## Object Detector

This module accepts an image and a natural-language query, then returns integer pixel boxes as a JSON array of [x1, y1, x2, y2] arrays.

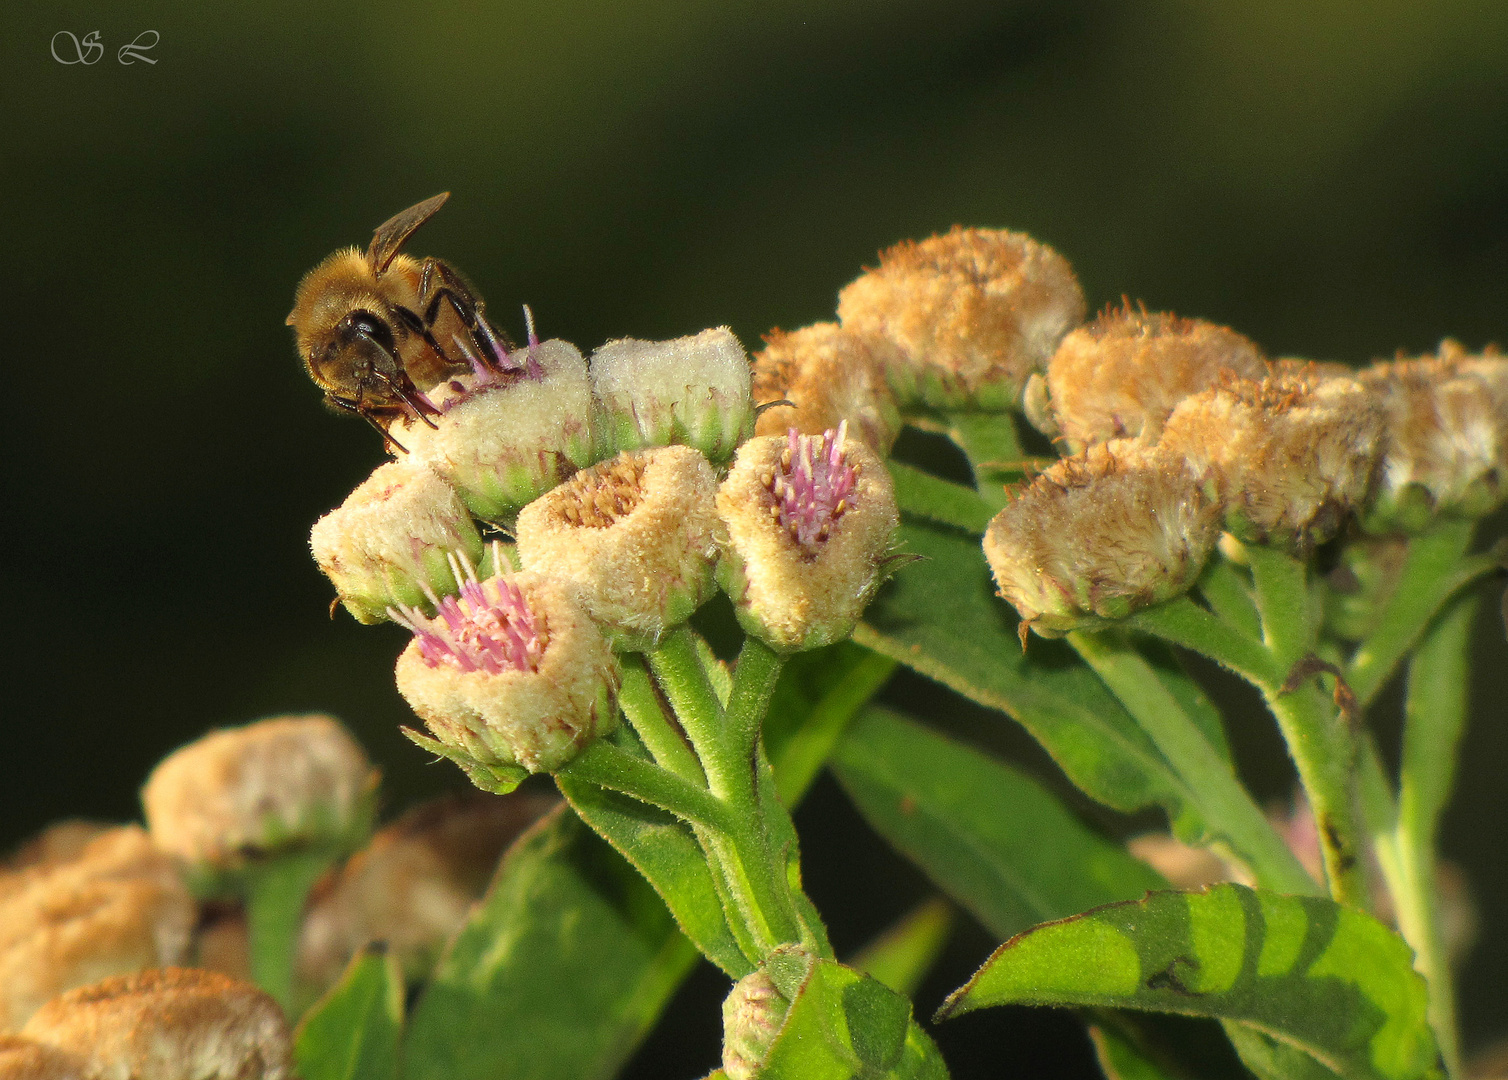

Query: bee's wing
[[367, 192, 450, 274]]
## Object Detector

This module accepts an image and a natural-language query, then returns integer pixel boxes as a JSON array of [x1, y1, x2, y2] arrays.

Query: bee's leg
[[326, 393, 409, 454], [392, 303, 461, 370], [419, 259, 515, 372]]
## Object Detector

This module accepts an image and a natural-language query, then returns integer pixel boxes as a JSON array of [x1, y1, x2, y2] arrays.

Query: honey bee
[[287, 192, 516, 447]]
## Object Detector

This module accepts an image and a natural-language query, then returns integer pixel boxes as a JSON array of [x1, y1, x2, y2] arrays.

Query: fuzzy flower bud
[[20, 969, 292, 1080], [716, 424, 898, 652], [515, 447, 721, 649], [1032, 306, 1269, 451], [298, 790, 555, 988], [751, 323, 901, 454], [983, 440, 1222, 637], [836, 227, 1086, 410], [142, 715, 378, 881], [0, 828, 194, 1033], [394, 338, 593, 522], [589, 327, 754, 464], [721, 966, 794, 1080], [1160, 372, 1384, 551], [1359, 343, 1508, 533], [0, 1034, 86, 1078], [393, 562, 619, 775], [310, 459, 484, 624]]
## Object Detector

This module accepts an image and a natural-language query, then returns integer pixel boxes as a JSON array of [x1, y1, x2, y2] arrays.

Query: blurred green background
[[4, 1, 1506, 1075]]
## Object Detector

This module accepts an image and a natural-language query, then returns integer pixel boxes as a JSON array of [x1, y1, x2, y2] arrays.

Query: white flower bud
[[589, 327, 754, 464], [515, 447, 721, 649], [722, 966, 793, 1080], [141, 715, 378, 878], [752, 323, 901, 454], [716, 425, 899, 652], [20, 969, 292, 1080], [0, 1034, 86, 1078], [395, 339, 594, 521], [983, 440, 1222, 637], [310, 459, 484, 624], [393, 563, 619, 775], [837, 227, 1086, 410]]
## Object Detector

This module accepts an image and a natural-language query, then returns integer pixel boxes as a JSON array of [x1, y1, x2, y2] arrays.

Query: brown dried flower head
[[2, 823, 112, 880], [836, 227, 1086, 410], [1359, 341, 1508, 532], [0, 1034, 87, 1080], [21, 969, 291, 1080], [298, 790, 555, 988], [394, 338, 594, 522], [983, 440, 1222, 637], [515, 446, 722, 649], [1033, 305, 1269, 451], [393, 563, 619, 775], [142, 715, 379, 878], [1160, 371, 1384, 551], [751, 323, 901, 454], [310, 458, 484, 624], [716, 425, 899, 652], [0, 828, 194, 1034]]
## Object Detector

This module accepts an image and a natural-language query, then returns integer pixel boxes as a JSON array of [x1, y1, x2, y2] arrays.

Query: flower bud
[[751, 323, 901, 454], [716, 425, 899, 652], [0, 1034, 86, 1079], [983, 440, 1222, 637], [394, 339, 594, 522], [515, 447, 721, 649], [1359, 343, 1508, 532], [589, 327, 754, 464], [722, 966, 793, 1080], [0, 828, 194, 1033], [310, 459, 484, 624], [21, 969, 292, 1080], [3, 821, 110, 878], [1159, 372, 1384, 551], [393, 562, 619, 775], [836, 227, 1086, 410], [297, 790, 555, 988], [1038, 305, 1269, 451], [142, 715, 379, 881]]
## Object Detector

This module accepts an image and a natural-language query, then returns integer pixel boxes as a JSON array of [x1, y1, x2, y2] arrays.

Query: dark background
[[4, 2, 1506, 1076]]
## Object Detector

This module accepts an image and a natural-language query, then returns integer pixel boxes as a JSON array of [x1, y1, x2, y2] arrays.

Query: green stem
[[619, 655, 706, 785], [725, 638, 786, 777], [557, 740, 733, 833], [1124, 595, 1277, 686], [771, 652, 897, 807], [1069, 631, 1317, 895], [1347, 519, 1485, 709], [942, 409, 1027, 511], [1245, 544, 1317, 668], [647, 627, 733, 783], [245, 849, 337, 1012], [1392, 592, 1477, 1077], [1195, 554, 1263, 642]]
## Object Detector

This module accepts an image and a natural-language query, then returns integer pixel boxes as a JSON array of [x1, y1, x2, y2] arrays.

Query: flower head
[[837, 227, 1086, 410], [515, 447, 721, 649], [393, 557, 618, 776], [717, 424, 899, 652], [983, 440, 1222, 637], [751, 323, 901, 454]]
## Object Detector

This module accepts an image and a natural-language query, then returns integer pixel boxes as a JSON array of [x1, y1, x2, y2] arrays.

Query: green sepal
[[400, 726, 527, 795]]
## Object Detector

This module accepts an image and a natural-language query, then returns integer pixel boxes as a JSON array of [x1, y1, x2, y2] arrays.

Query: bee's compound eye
[[339, 309, 396, 350]]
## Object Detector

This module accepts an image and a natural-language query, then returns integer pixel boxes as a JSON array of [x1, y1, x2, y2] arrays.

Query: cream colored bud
[[716, 426, 899, 652], [1160, 372, 1384, 551], [721, 966, 793, 1080], [1041, 306, 1269, 451], [515, 447, 721, 649], [310, 459, 484, 624], [3, 822, 111, 878], [837, 227, 1086, 410], [394, 565, 619, 775], [589, 327, 755, 464], [21, 969, 291, 1080], [395, 339, 594, 521], [0, 1035, 86, 1079], [751, 323, 901, 454], [298, 790, 556, 988], [142, 715, 378, 877], [1127, 833, 1253, 890], [1359, 342, 1508, 532], [0, 828, 194, 1034], [983, 440, 1222, 637]]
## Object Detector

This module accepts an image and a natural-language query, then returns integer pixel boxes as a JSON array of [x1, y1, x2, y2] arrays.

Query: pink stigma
[[390, 555, 546, 674], [770, 422, 858, 550]]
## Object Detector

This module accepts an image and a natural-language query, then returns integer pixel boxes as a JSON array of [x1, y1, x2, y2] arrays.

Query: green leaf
[[402, 806, 699, 1080], [848, 898, 955, 1000], [939, 884, 1441, 1080], [857, 520, 1199, 820], [1087, 1023, 1183, 1080], [832, 708, 1164, 943], [887, 460, 996, 534], [295, 946, 404, 1080], [557, 770, 754, 977], [758, 950, 948, 1080]]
